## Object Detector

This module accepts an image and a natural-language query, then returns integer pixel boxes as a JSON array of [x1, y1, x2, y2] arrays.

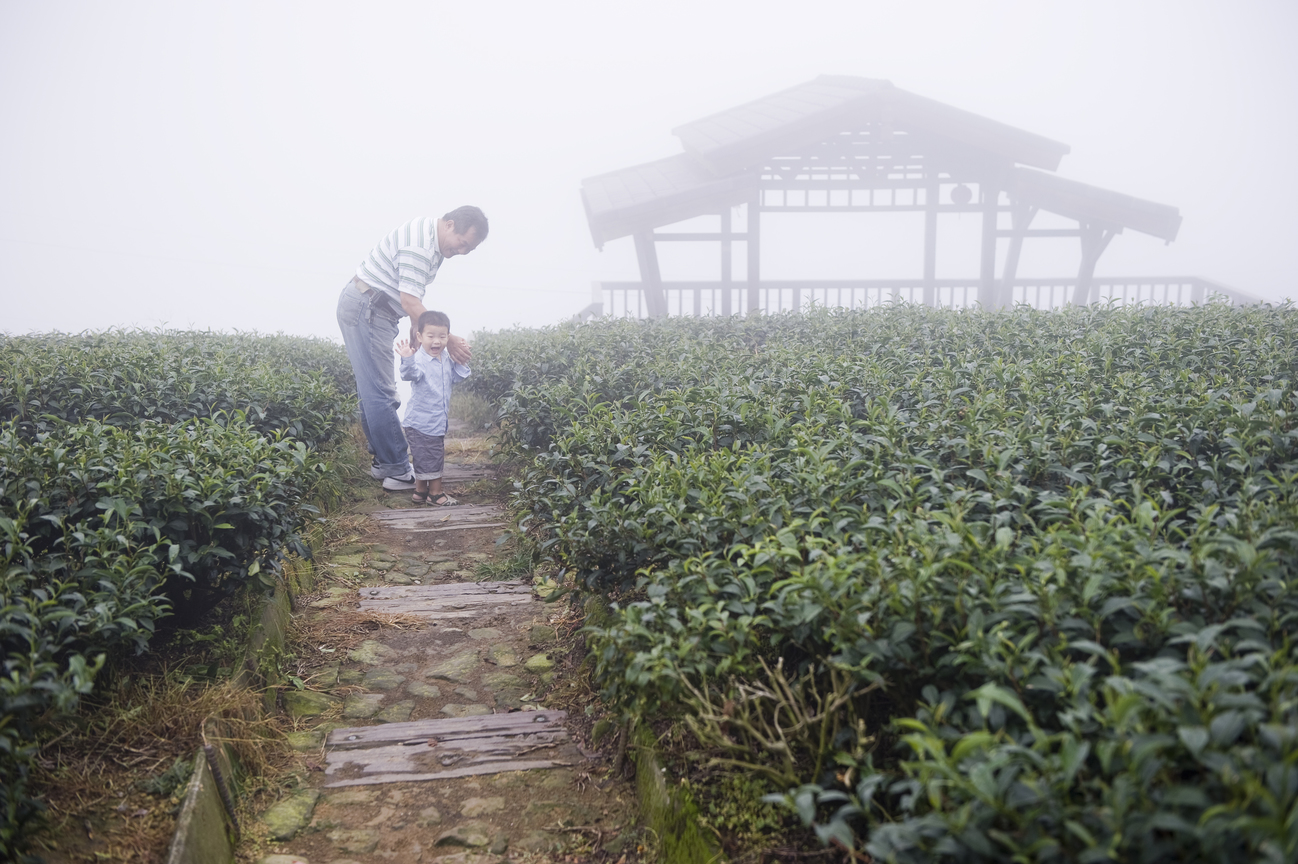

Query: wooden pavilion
[[579, 76, 1249, 318]]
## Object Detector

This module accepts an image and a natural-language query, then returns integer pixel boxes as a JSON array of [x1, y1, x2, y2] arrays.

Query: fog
[[2, 1, 1296, 340]]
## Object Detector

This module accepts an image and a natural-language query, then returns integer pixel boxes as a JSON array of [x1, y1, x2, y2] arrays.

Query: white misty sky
[[1, 0, 1295, 339]]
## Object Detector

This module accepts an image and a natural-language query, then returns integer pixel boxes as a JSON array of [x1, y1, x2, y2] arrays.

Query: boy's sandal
[[411, 491, 429, 504], [430, 493, 458, 507]]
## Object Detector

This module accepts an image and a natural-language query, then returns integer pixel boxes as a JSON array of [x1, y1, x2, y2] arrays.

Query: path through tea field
[[253, 443, 639, 864]]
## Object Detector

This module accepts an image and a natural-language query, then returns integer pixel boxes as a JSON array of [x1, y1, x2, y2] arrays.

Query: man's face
[[438, 221, 482, 258], [419, 324, 450, 355]]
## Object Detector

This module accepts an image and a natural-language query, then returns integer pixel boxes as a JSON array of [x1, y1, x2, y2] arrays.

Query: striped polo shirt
[[355, 217, 443, 307]]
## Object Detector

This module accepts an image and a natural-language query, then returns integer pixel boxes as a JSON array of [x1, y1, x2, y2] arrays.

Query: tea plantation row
[[467, 305, 1298, 864], [0, 330, 355, 858]]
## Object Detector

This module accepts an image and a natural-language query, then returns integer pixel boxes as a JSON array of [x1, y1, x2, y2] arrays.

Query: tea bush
[[0, 330, 352, 446], [469, 304, 1298, 862], [0, 330, 353, 859]]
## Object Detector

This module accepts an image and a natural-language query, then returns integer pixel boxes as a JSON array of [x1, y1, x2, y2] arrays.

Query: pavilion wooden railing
[[592, 277, 1263, 319]]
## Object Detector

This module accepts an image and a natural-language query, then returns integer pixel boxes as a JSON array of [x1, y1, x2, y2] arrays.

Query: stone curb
[[164, 747, 237, 864], [582, 595, 721, 861], [167, 554, 315, 864], [631, 724, 723, 863]]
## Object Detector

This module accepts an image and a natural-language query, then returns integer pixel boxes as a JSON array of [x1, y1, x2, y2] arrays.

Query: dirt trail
[[253, 433, 639, 864]]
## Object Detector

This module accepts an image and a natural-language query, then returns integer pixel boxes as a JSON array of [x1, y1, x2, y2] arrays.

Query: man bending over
[[335, 207, 487, 490]]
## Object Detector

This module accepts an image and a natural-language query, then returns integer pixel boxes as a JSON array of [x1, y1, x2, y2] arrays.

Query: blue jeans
[[336, 280, 409, 478]]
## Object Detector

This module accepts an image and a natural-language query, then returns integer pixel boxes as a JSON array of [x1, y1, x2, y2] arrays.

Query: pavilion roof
[[581, 76, 1182, 248], [673, 76, 1069, 175]]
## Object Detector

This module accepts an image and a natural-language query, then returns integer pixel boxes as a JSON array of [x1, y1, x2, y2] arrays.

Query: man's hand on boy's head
[[448, 335, 472, 364], [394, 338, 417, 358]]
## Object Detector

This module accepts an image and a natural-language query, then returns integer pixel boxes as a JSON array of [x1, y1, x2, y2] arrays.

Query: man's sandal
[[411, 491, 429, 505], [430, 492, 458, 506]]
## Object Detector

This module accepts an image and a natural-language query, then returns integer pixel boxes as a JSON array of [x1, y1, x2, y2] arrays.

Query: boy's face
[[418, 324, 449, 356]]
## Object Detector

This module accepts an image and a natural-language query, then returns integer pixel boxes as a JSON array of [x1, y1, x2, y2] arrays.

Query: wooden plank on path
[[443, 463, 494, 484], [325, 761, 569, 788], [357, 581, 535, 619], [327, 711, 568, 747], [360, 582, 530, 599], [371, 504, 506, 533], [324, 711, 573, 787]]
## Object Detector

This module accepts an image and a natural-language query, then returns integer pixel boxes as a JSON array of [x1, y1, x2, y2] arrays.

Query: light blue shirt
[[399, 348, 470, 436]]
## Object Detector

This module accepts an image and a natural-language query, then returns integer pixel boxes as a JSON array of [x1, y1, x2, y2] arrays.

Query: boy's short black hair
[[442, 205, 488, 240], [418, 310, 450, 332]]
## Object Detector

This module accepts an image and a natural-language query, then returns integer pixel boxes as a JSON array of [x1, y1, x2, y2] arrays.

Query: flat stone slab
[[440, 703, 491, 718], [482, 672, 523, 690], [436, 823, 493, 847], [375, 700, 415, 723], [460, 797, 506, 817], [423, 650, 480, 683], [487, 644, 519, 667], [323, 711, 574, 787], [327, 828, 379, 854], [362, 668, 405, 691], [407, 681, 442, 698], [342, 693, 386, 719], [348, 640, 397, 665]]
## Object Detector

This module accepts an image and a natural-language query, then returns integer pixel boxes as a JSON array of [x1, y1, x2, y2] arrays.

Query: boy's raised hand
[[394, 337, 417, 358]]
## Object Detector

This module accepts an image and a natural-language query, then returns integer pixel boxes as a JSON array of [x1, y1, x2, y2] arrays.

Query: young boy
[[394, 310, 471, 505]]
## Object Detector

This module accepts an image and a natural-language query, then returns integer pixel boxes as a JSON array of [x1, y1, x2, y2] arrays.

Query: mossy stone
[[362, 668, 405, 691], [524, 654, 554, 672], [342, 693, 385, 719], [285, 730, 323, 751], [348, 640, 395, 665], [261, 788, 321, 840], [283, 690, 338, 718], [375, 700, 415, 723]]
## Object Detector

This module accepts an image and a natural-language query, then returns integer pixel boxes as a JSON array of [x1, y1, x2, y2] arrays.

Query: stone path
[[255, 462, 638, 864]]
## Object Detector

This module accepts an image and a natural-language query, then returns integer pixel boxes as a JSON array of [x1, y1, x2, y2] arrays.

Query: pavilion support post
[[747, 192, 761, 314], [978, 180, 1000, 308], [1071, 223, 1117, 306], [633, 230, 667, 319], [923, 176, 938, 307], [999, 202, 1037, 309], [720, 208, 732, 317]]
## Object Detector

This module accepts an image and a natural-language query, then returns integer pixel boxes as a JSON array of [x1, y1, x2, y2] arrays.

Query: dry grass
[[286, 606, 426, 679], [29, 671, 293, 864]]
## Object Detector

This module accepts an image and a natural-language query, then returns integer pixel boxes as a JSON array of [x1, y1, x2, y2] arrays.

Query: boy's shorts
[[403, 427, 444, 480]]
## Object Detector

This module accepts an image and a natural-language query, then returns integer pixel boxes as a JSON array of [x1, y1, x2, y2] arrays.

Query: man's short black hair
[[418, 310, 450, 332], [442, 205, 488, 240]]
